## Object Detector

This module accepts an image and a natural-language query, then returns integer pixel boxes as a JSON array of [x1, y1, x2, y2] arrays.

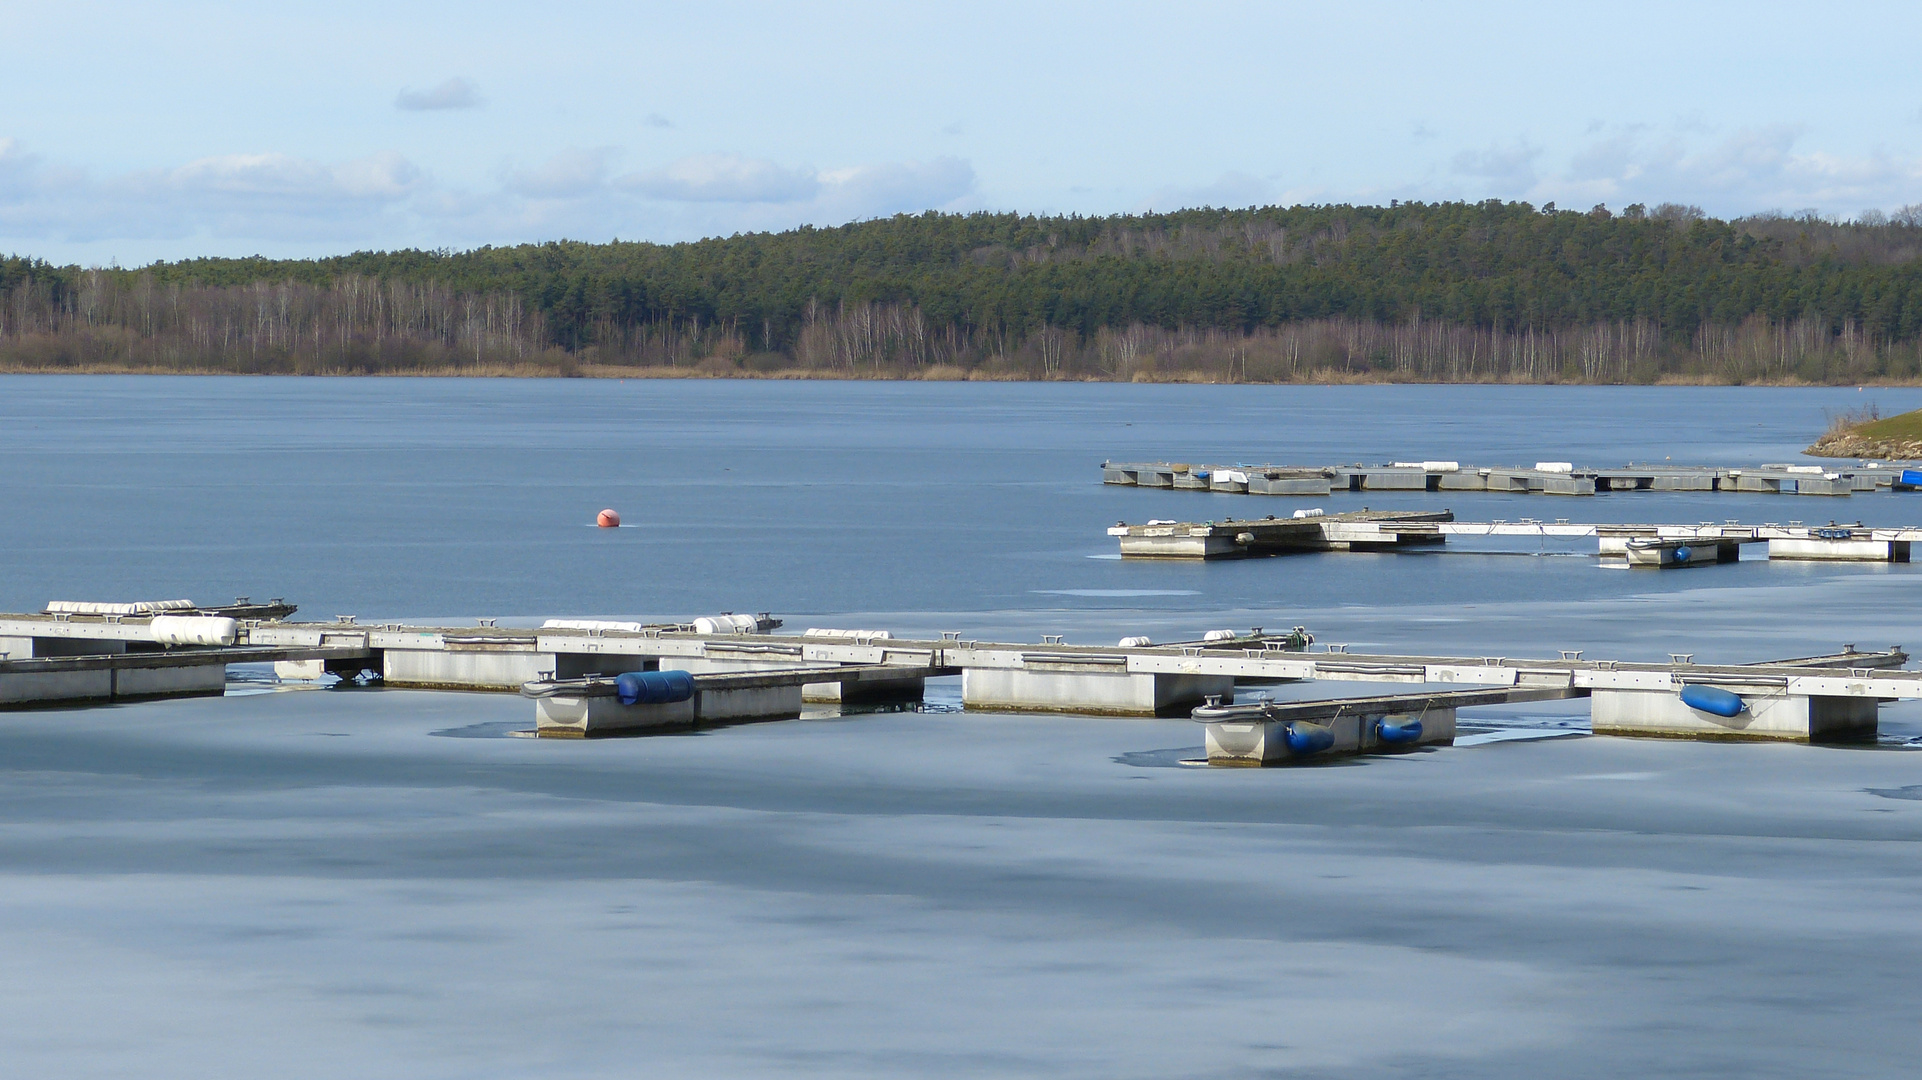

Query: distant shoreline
[[11, 204, 1922, 387], [1, 363, 1914, 387]]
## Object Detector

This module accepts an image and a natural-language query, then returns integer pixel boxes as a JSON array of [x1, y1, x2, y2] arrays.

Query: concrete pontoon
[[1191, 685, 1578, 765], [1112, 516, 1921, 565]]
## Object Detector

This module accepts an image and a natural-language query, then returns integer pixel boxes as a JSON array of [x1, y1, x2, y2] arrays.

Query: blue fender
[[1283, 721, 1335, 756], [1672, 545, 1691, 562], [1680, 683, 1745, 717], [616, 670, 697, 706], [1375, 718, 1424, 745]]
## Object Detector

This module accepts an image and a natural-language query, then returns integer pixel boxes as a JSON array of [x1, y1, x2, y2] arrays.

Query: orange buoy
[[596, 508, 621, 528]]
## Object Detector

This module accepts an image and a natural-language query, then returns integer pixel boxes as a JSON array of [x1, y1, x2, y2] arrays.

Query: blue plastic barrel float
[[615, 669, 697, 706], [1679, 683, 1745, 717], [1672, 545, 1692, 563], [1375, 717, 1424, 745], [1283, 721, 1335, 756]]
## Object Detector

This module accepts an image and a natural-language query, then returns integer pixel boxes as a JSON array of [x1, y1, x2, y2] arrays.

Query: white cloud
[[395, 78, 481, 111], [816, 158, 974, 215], [1137, 171, 1275, 212], [1527, 123, 1922, 215], [505, 148, 616, 198], [332, 151, 423, 199], [139, 151, 421, 203], [1451, 139, 1542, 193], [0, 141, 428, 250], [620, 154, 820, 203], [0, 138, 981, 262]]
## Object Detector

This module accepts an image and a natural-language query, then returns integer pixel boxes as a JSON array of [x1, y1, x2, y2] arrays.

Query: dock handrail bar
[[1019, 652, 1130, 666], [703, 641, 805, 656], [1674, 673, 1793, 687], [1312, 661, 1428, 676]]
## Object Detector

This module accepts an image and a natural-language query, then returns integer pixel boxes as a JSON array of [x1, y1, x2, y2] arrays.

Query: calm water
[[8, 376, 1922, 1079], [4, 375, 1922, 652]]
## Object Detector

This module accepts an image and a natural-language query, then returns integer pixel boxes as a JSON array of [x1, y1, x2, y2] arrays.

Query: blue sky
[[4, 0, 1920, 265]]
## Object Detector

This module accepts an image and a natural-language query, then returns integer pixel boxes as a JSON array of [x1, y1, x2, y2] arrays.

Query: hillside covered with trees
[[6, 200, 1922, 382]]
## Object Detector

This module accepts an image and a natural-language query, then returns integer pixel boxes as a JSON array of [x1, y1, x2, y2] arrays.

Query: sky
[[3, 0, 1921, 266]]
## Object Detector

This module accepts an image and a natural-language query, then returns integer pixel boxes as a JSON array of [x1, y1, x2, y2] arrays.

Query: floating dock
[[0, 643, 367, 707], [1103, 460, 1921, 498], [0, 609, 1915, 753], [1112, 515, 1920, 564], [1192, 685, 1570, 765], [1111, 509, 1453, 558]]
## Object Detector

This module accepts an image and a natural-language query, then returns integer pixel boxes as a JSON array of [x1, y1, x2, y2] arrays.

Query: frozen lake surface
[[4, 376, 1922, 1076]]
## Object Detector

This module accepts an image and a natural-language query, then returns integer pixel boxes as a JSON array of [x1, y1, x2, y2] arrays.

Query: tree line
[[6, 199, 1922, 382]]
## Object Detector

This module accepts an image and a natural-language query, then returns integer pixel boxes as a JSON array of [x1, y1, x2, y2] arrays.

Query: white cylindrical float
[[542, 619, 646, 633], [149, 615, 240, 646]]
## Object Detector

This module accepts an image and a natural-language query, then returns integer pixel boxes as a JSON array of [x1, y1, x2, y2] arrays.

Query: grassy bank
[[1807, 405, 1922, 459]]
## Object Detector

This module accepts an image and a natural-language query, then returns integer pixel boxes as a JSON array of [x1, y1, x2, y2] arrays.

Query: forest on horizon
[[6, 199, 1922, 383]]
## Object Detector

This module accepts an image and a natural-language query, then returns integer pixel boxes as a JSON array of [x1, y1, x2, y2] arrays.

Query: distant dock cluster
[[1101, 460, 1922, 497]]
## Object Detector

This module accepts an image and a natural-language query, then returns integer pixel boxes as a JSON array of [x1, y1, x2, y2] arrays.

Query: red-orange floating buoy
[[596, 509, 621, 528]]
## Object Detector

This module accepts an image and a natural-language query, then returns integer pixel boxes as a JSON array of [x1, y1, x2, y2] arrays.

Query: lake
[[3, 375, 1922, 1078]]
